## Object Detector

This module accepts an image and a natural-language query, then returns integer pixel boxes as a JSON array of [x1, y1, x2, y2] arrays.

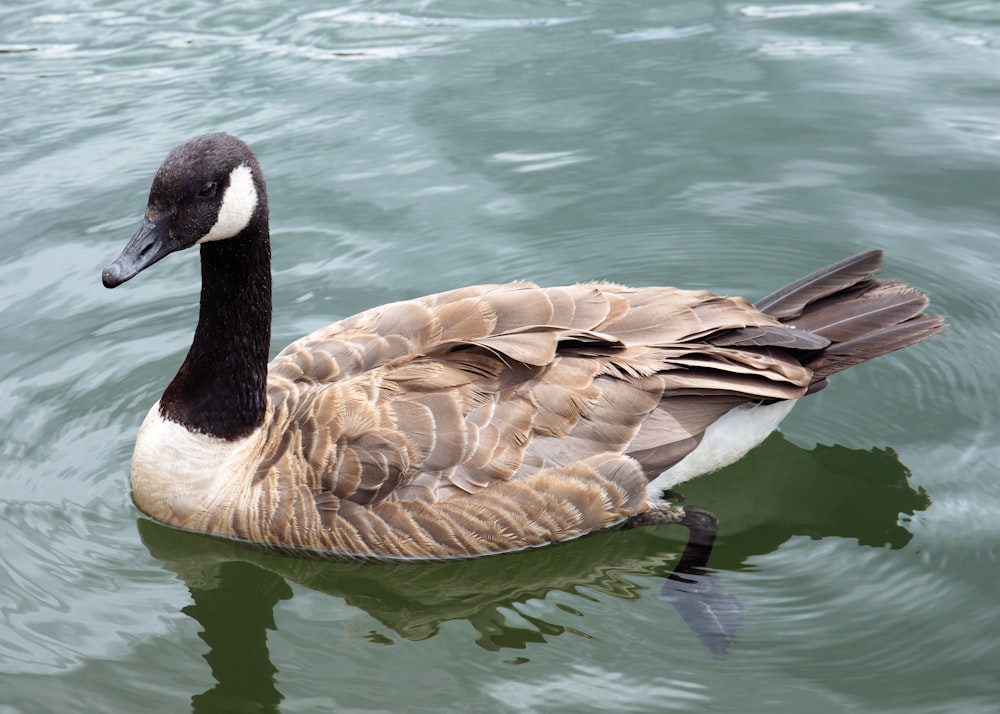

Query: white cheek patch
[[197, 163, 258, 244]]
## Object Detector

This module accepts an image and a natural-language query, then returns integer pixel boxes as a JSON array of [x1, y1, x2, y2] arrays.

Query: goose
[[102, 132, 944, 560]]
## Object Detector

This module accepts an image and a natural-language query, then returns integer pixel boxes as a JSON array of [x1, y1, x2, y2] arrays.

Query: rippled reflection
[[136, 432, 928, 711]]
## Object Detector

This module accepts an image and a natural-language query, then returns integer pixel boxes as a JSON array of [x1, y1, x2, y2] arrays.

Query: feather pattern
[[104, 133, 945, 560]]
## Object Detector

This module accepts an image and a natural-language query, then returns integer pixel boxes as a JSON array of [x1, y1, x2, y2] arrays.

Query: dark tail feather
[[757, 250, 945, 386], [755, 250, 884, 319], [791, 279, 930, 342], [802, 314, 944, 381]]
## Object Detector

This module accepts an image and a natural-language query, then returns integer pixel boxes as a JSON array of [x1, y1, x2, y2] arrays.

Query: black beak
[[102, 214, 175, 288]]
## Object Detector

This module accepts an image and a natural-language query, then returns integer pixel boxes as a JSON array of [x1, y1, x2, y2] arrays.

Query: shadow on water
[[136, 432, 929, 713]]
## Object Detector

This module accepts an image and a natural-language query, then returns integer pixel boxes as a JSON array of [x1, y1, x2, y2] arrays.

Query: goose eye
[[197, 181, 218, 199]]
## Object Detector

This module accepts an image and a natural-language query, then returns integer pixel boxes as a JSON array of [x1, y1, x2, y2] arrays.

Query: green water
[[1, 1, 998, 711]]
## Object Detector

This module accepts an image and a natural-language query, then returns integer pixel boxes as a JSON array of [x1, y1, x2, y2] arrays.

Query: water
[[1, 0, 998, 711]]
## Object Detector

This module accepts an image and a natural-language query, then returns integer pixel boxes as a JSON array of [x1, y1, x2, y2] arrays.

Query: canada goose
[[103, 132, 944, 560]]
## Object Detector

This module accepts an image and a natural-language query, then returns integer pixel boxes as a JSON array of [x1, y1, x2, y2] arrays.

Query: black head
[[102, 133, 267, 288]]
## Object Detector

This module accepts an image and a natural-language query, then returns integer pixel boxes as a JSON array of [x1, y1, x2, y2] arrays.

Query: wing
[[259, 282, 813, 504]]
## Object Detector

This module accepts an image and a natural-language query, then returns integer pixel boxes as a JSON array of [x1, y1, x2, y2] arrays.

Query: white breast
[[129, 403, 263, 528]]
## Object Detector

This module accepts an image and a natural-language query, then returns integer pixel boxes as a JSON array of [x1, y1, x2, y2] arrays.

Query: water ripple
[[482, 664, 710, 712], [0, 502, 177, 676], [492, 150, 593, 173], [738, 2, 876, 19], [613, 25, 715, 42], [33, 11, 128, 24], [742, 539, 1000, 689], [756, 39, 856, 57], [950, 32, 1000, 49], [299, 8, 583, 30], [922, 0, 1000, 23]]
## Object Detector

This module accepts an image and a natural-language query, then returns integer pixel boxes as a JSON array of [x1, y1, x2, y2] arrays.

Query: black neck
[[160, 211, 272, 440]]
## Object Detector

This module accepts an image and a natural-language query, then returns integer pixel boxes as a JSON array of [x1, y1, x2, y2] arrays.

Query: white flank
[[197, 163, 258, 243], [129, 403, 263, 529], [647, 399, 797, 498]]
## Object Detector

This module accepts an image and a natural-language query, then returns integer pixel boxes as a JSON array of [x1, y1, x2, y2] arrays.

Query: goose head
[[102, 132, 267, 288]]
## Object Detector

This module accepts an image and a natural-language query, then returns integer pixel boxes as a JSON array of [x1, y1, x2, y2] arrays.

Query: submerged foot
[[628, 502, 743, 657]]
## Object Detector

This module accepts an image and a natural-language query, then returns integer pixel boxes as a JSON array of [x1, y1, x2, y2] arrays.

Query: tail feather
[[757, 251, 945, 387], [791, 279, 930, 342], [803, 314, 945, 380], [755, 249, 884, 319]]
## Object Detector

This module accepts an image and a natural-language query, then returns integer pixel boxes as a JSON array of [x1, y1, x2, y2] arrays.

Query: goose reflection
[[137, 433, 929, 713]]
